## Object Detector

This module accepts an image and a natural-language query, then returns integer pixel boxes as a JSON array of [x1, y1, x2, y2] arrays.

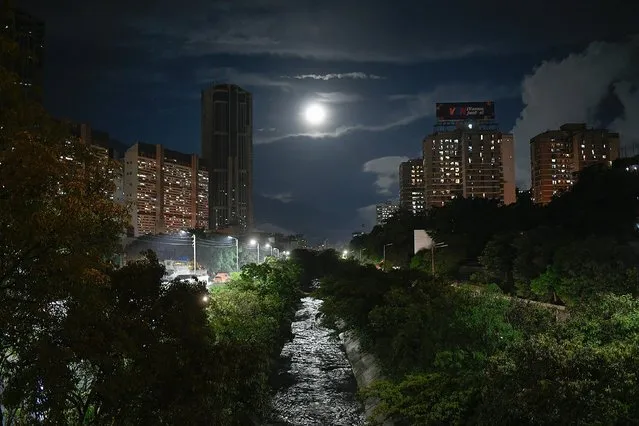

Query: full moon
[[304, 104, 327, 125]]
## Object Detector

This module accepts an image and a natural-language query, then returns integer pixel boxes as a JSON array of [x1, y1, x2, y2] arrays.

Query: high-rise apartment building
[[423, 123, 516, 208], [1, 5, 45, 99], [124, 143, 209, 236], [530, 123, 620, 204], [399, 159, 426, 215], [201, 84, 253, 232], [376, 201, 399, 225]]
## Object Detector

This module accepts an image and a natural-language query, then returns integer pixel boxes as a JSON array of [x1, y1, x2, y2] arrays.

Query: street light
[[250, 239, 260, 264], [227, 236, 239, 271], [383, 243, 393, 271], [265, 243, 274, 257], [342, 250, 348, 259], [180, 230, 197, 273], [273, 247, 280, 258], [359, 247, 367, 261]]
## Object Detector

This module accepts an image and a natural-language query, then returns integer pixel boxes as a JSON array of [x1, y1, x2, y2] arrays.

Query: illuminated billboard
[[436, 101, 495, 121]]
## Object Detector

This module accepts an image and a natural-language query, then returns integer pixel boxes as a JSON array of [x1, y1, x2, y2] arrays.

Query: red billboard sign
[[436, 102, 495, 121]]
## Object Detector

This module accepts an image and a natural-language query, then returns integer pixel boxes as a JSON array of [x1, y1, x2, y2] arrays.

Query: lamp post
[[383, 243, 393, 271], [250, 239, 260, 264], [265, 243, 274, 257], [180, 230, 197, 273], [272, 247, 280, 258], [227, 236, 239, 271]]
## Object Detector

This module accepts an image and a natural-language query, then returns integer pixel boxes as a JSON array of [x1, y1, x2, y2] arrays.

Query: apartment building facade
[[124, 143, 209, 236], [399, 158, 426, 215], [530, 123, 620, 204], [423, 124, 516, 208]]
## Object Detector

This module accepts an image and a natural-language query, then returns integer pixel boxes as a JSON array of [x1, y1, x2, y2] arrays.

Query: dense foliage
[[305, 249, 639, 425], [206, 259, 302, 424]]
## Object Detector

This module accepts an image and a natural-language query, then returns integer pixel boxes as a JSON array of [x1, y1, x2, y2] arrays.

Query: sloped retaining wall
[[339, 329, 394, 425]]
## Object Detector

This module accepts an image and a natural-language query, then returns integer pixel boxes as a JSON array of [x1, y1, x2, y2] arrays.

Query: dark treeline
[[352, 159, 639, 305]]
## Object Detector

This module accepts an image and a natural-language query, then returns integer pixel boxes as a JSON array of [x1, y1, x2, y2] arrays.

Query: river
[[266, 297, 364, 425]]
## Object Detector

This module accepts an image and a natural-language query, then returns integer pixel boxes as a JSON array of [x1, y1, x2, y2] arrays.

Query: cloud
[[261, 192, 294, 203], [196, 67, 292, 89], [362, 156, 409, 195], [357, 204, 378, 229], [314, 92, 363, 104], [286, 72, 384, 80], [610, 81, 639, 148], [257, 83, 517, 144], [255, 222, 296, 235], [512, 37, 639, 187], [26, 0, 638, 67]]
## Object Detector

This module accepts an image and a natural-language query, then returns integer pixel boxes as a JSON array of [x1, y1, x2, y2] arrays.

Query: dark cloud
[[23, 0, 638, 64]]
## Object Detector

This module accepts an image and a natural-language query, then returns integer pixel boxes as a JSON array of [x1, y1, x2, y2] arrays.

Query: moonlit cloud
[[357, 204, 379, 229], [257, 83, 518, 144], [362, 156, 409, 195], [261, 192, 294, 203], [286, 72, 385, 80], [196, 67, 292, 89], [314, 92, 363, 104], [512, 37, 639, 187]]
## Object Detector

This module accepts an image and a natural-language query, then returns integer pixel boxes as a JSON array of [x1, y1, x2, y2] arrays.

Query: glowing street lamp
[[250, 239, 260, 264], [180, 230, 197, 272]]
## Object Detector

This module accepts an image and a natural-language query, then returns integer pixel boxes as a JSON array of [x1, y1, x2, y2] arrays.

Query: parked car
[[213, 272, 230, 283], [172, 274, 200, 285]]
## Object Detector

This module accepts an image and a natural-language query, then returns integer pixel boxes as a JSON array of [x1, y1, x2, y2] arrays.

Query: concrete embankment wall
[[339, 329, 394, 425]]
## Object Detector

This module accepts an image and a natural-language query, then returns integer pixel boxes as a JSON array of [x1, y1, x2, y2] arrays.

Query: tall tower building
[[399, 159, 426, 215], [423, 102, 516, 208], [1, 5, 45, 100], [124, 143, 209, 236], [530, 123, 620, 204], [201, 84, 253, 232]]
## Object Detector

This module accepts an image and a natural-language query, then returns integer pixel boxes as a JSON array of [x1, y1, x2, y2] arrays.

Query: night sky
[[22, 0, 639, 243]]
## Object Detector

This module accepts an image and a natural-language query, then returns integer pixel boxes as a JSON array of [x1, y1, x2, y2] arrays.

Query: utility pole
[[431, 244, 435, 275], [383, 243, 393, 271], [192, 234, 197, 273], [228, 236, 239, 271], [430, 241, 448, 275]]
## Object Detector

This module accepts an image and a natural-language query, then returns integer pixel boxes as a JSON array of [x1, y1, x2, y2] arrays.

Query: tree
[[530, 236, 639, 305], [479, 232, 517, 293], [1, 32, 128, 423], [480, 295, 639, 425]]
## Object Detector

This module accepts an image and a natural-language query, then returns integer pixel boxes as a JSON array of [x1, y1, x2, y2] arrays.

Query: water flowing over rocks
[[266, 297, 364, 425]]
